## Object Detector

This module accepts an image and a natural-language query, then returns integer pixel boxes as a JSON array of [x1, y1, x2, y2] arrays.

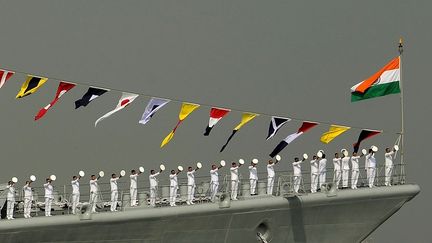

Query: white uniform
[[230, 166, 239, 200], [318, 158, 327, 188], [71, 179, 80, 214], [23, 184, 33, 218], [249, 166, 258, 195], [110, 177, 120, 211], [351, 156, 360, 189], [341, 157, 350, 188], [385, 151, 394, 186], [130, 174, 139, 206], [149, 172, 160, 207], [89, 179, 99, 213], [366, 153, 377, 188], [310, 159, 319, 193], [292, 160, 302, 193], [6, 185, 15, 219], [169, 174, 178, 206], [210, 168, 219, 202], [333, 158, 342, 188], [364, 155, 369, 185], [187, 170, 196, 204], [44, 182, 54, 216], [267, 164, 276, 195]]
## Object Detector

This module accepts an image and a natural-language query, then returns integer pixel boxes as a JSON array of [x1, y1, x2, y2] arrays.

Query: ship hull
[[0, 184, 420, 243]]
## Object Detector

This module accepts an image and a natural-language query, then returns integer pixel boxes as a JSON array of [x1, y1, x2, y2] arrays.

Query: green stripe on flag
[[351, 81, 401, 102]]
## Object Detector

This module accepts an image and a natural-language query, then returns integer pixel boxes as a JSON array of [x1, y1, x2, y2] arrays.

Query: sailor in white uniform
[[385, 147, 396, 186], [318, 154, 327, 189], [366, 149, 377, 188], [110, 173, 123, 211], [333, 153, 342, 189], [350, 152, 362, 189], [169, 169, 181, 207], [187, 166, 199, 205], [130, 169, 142, 207], [310, 155, 319, 193], [71, 175, 81, 214], [43, 178, 54, 216], [292, 157, 306, 193], [341, 151, 350, 188], [6, 181, 15, 220], [230, 162, 242, 200], [364, 151, 370, 186], [210, 164, 223, 202], [149, 169, 162, 207], [249, 162, 258, 195], [23, 180, 34, 218], [267, 159, 279, 195], [89, 174, 101, 213]]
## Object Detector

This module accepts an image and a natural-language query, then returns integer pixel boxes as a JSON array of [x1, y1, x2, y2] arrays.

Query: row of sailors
[[2, 145, 397, 220], [3, 162, 263, 219], [304, 145, 397, 193], [3, 170, 145, 220]]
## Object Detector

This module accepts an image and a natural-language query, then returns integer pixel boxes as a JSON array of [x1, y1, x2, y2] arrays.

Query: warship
[[0, 162, 420, 243], [0, 40, 419, 242]]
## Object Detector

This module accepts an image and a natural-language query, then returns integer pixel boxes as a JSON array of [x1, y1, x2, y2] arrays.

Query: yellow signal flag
[[178, 103, 200, 120], [320, 125, 350, 144], [16, 75, 48, 98], [161, 102, 200, 148], [234, 112, 258, 131]]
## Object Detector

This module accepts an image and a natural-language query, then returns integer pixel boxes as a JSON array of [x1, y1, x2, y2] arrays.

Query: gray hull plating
[[0, 184, 420, 243]]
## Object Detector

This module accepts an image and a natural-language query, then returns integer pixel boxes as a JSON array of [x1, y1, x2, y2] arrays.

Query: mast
[[398, 38, 405, 184]]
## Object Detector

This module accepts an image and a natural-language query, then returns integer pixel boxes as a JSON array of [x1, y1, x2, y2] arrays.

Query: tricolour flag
[[353, 129, 381, 153], [35, 82, 76, 120], [269, 121, 319, 157], [266, 116, 291, 140], [220, 112, 258, 152], [75, 87, 109, 109], [139, 97, 170, 125], [0, 69, 15, 89], [95, 92, 139, 127], [351, 57, 401, 102], [161, 103, 200, 147], [204, 107, 231, 136], [320, 125, 350, 144], [16, 75, 48, 98]]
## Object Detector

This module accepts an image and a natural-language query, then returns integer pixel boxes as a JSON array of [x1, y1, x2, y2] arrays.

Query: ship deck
[[0, 184, 420, 243]]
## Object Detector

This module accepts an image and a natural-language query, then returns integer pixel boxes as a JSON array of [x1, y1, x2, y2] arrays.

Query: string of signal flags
[[0, 55, 400, 157]]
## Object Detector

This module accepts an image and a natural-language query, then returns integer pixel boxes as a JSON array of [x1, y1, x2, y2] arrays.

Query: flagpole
[[398, 38, 405, 184]]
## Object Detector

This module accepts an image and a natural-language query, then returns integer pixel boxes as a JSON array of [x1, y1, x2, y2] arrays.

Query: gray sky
[[0, 0, 430, 241]]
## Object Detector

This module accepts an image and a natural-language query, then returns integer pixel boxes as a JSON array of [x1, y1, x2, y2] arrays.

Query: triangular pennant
[[139, 97, 170, 125], [320, 125, 350, 144], [16, 75, 48, 98], [353, 129, 381, 153], [220, 112, 258, 152], [266, 116, 291, 140], [204, 107, 231, 136], [95, 92, 139, 127], [0, 69, 15, 89], [160, 103, 200, 147], [35, 81, 76, 120], [75, 87, 109, 109], [269, 121, 318, 157]]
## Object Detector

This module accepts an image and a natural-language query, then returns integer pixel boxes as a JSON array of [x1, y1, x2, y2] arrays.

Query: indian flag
[[351, 56, 401, 102]]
